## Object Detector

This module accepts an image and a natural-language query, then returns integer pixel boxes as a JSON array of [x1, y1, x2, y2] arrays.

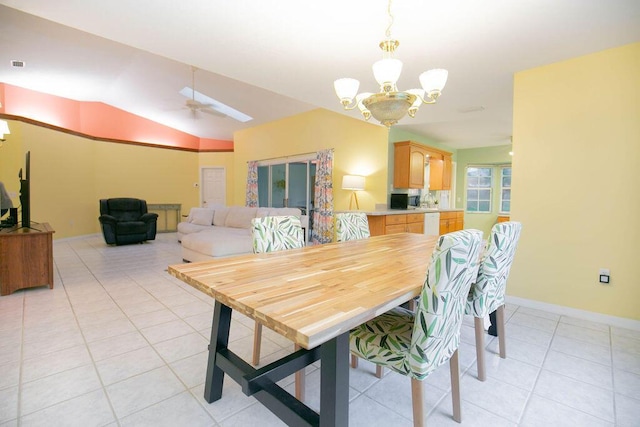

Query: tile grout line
[[60, 240, 122, 427], [72, 236, 219, 425], [16, 291, 25, 427], [514, 305, 557, 425], [609, 323, 618, 426]]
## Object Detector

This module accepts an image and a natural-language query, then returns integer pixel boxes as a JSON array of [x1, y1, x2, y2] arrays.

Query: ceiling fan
[[178, 66, 253, 122], [180, 66, 226, 118]]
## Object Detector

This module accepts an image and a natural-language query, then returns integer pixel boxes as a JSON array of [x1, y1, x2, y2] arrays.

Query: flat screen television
[[19, 151, 30, 228]]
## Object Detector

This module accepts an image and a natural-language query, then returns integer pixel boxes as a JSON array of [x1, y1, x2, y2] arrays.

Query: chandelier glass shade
[[334, 0, 447, 127]]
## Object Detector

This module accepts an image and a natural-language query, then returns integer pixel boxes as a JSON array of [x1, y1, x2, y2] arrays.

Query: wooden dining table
[[168, 232, 439, 427]]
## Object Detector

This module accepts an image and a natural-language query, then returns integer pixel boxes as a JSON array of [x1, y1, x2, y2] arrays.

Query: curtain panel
[[246, 160, 258, 207], [311, 149, 334, 244]]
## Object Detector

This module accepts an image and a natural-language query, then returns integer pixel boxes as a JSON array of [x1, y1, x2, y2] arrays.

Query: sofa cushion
[[190, 208, 215, 226], [177, 222, 211, 236], [213, 207, 231, 226], [225, 207, 258, 229], [182, 227, 253, 258], [256, 207, 302, 218]]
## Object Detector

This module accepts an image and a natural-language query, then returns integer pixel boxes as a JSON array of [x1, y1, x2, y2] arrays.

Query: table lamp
[[342, 175, 365, 210]]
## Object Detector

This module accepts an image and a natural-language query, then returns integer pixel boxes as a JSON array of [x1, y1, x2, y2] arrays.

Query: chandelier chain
[[385, 0, 394, 39]]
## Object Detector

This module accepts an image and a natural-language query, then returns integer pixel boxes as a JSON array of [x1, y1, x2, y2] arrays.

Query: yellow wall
[[233, 108, 389, 211], [4, 109, 385, 240], [7, 121, 201, 238], [510, 42, 640, 320]]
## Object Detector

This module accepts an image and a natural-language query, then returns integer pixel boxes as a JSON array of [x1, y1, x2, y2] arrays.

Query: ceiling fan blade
[[178, 86, 252, 123], [201, 108, 227, 118]]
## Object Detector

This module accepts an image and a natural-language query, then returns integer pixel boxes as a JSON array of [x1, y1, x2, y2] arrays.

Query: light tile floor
[[1, 233, 639, 426]]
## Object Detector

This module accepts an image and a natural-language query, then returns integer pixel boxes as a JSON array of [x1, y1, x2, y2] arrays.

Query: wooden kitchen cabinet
[[406, 213, 425, 234], [367, 213, 424, 236], [393, 141, 428, 189], [394, 141, 452, 190], [438, 211, 464, 235], [429, 157, 444, 190], [442, 156, 452, 190], [428, 153, 452, 190]]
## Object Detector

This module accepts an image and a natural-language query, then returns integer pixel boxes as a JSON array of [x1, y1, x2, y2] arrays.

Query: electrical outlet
[[599, 268, 610, 284]]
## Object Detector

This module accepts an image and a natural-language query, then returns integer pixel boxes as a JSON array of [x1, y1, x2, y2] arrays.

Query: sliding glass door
[[257, 156, 316, 240]]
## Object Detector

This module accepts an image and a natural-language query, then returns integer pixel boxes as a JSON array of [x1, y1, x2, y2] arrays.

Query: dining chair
[[465, 221, 522, 381], [335, 212, 370, 242], [350, 229, 483, 426], [251, 215, 305, 365], [335, 212, 386, 378], [251, 215, 306, 400]]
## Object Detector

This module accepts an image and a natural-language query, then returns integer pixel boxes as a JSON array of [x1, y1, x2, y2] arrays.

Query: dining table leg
[[320, 331, 350, 427], [204, 301, 232, 403]]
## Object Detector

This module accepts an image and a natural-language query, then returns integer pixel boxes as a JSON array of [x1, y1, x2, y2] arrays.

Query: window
[[500, 167, 511, 213], [466, 167, 492, 213]]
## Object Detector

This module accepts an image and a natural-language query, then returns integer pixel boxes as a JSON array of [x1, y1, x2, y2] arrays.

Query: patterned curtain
[[311, 149, 334, 244], [246, 161, 258, 207]]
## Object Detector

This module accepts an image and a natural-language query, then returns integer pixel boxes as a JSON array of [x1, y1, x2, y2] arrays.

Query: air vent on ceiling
[[11, 60, 26, 68], [458, 106, 485, 114]]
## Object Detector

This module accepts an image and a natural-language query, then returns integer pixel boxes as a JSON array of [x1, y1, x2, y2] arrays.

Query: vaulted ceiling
[[1, 0, 638, 149]]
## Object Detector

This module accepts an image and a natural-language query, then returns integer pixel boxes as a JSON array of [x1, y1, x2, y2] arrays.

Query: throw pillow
[[190, 208, 215, 226]]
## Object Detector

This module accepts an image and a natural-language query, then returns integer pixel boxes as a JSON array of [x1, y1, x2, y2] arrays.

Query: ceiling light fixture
[[333, 0, 448, 127]]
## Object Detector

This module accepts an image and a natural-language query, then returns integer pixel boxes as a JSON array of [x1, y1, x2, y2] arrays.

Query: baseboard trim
[[506, 296, 640, 332]]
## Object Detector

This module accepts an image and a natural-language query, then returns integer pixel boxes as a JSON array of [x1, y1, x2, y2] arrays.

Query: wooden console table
[[148, 203, 181, 233], [0, 223, 55, 296]]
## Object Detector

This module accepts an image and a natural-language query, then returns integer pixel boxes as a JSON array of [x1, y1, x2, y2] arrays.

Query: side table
[[147, 204, 181, 233], [0, 223, 55, 296]]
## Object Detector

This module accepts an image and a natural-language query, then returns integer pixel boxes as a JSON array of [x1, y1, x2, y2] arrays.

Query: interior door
[[201, 167, 226, 207]]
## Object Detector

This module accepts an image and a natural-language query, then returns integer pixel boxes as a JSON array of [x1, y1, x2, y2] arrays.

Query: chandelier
[[333, 0, 448, 127]]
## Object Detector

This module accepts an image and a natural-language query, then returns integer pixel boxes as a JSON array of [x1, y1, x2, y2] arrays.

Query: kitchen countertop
[[361, 208, 464, 216]]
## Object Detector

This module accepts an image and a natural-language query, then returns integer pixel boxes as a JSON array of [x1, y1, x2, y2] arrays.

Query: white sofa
[[178, 206, 303, 262]]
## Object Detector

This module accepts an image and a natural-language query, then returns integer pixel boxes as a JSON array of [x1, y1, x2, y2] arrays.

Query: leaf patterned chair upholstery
[[335, 212, 370, 242], [350, 229, 483, 426], [465, 221, 522, 381], [335, 213, 387, 377], [250, 215, 305, 366], [251, 215, 307, 400], [337, 212, 383, 375]]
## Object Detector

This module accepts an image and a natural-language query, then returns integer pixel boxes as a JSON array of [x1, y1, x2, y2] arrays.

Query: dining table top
[[168, 232, 439, 350]]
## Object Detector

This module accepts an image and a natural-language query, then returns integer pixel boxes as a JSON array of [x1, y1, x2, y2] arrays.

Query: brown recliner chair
[[98, 198, 158, 245]]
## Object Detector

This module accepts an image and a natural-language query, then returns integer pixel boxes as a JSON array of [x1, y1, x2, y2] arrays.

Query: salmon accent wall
[[0, 83, 232, 151]]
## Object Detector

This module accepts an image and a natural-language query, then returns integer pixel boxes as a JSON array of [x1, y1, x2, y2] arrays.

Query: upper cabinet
[[393, 141, 452, 190], [394, 142, 428, 188], [429, 157, 444, 190]]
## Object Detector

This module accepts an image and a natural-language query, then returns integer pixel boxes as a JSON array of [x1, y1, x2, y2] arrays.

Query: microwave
[[390, 193, 408, 209]]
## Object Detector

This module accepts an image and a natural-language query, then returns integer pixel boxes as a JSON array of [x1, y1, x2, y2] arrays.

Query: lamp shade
[[0, 120, 10, 136], [334, 78, 360, 102], [342, 175, 365, 191], [372, 58, 403, 88], [419, 69, 448, 96]]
